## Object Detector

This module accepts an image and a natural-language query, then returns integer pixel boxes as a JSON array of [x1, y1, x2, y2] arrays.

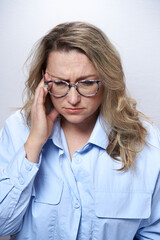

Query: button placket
[[74, 201, 80, 209], [72, 153, 82, 165], [60, 152, 81, 202], [18, 176, 24, 185], [75, 158, 82, 164]]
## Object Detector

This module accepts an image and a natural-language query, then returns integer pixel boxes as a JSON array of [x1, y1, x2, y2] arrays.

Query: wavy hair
[[22, 21, 148, 170]]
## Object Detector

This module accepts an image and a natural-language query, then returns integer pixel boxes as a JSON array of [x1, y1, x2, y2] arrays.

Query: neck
[[61, 112, 99, 159]]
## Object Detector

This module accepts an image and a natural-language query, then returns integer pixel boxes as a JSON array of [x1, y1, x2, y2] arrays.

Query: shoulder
[[143, 120, 160, 149], [1, 110, 29, 148], [135, 121, 160, 185], [5, 109, 25, 122], [5, 110, 28, 131]]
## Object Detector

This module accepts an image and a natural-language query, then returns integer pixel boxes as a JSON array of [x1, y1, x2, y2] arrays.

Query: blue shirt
[[0, 110, 160, 240]]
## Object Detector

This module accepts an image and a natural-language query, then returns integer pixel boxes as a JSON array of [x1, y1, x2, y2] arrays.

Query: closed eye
[[79, 80, 98, 86], [54, 81, 67, 86]]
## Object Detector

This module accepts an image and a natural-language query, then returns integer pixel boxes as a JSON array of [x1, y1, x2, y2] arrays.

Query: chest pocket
[[95, 191, 152, 219], [33, 175, 63, 205]]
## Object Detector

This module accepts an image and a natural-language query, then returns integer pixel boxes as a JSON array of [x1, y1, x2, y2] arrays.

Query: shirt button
[[25, 164, 32, 171], [74, 158, 81, 164], [74, 202, 80, 209], [18, 176, 24, 185]]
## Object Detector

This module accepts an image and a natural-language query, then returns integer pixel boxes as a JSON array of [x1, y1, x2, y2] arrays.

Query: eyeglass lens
[[47, 80, 100, 97]]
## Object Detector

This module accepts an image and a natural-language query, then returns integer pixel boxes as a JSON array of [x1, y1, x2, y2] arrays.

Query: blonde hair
[[22, 21, 148, 170]]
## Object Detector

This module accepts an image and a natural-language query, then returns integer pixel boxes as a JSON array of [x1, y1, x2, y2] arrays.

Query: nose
[[66, 86, 81, 105]]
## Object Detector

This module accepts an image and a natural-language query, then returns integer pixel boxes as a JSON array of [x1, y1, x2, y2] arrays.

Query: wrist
[[24, 137, 43, 163]]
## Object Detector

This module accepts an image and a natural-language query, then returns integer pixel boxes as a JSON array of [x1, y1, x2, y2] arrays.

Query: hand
[[24, 79, 59, 163]]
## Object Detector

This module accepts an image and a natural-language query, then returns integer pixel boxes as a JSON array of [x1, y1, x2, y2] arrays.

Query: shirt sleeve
[[135, 127, 160, 240], [0, 115, 41, 236]]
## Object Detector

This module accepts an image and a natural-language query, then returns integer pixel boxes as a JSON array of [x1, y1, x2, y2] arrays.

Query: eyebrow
[[46, 71, 98, 82]]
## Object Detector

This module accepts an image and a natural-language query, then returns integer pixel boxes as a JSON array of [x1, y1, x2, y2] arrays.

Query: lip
[[64, 108, 84, 114]]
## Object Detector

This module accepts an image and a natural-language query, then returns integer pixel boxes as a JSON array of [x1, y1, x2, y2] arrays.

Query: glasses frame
[[42, 70, 101, 98]]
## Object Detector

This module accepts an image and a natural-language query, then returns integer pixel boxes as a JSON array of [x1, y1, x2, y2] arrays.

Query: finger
[[31, 87, 47, 123], [43, 82, 49, 99], [37, 87, 44, 105], [34, 79, 46, 104]]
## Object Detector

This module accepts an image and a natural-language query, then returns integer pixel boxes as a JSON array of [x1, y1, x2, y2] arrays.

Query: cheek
[[94, 90, 104, 107], [85, 97, 103, 112], [50, 97, 62, 110], [97, 87, 104, 105]]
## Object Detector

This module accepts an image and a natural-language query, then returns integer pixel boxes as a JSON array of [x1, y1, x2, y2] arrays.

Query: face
[[46, 50, 104, 127]]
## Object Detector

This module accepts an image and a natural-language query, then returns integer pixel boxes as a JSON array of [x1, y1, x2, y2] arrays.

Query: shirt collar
[[49, 115, 110, 150], [49, 116, 63, 149], [88, 115, 109, 149]]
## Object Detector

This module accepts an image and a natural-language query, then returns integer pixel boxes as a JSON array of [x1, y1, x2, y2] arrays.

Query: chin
[[61, 114, 89, 125]]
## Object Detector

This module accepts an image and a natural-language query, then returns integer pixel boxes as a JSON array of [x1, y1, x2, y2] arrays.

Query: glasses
[[42, 71, 101, 98]]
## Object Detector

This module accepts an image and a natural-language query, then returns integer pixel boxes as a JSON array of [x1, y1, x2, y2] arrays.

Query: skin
[[24, 50, 104, 162]]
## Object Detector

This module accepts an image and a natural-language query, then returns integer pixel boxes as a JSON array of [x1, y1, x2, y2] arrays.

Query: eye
[[54, 81, 67, 86], [81, 80, 95, 86]]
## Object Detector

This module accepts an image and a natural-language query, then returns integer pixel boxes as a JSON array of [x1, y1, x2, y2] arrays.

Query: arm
[[135, 172, 160, 239], [0, 80, 59, 236], [24, 81, 59, 163], [135, 132, 160, 240], [0, 122, 40, 235]]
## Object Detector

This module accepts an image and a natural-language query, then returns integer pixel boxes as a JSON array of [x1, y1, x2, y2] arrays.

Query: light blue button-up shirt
[[0, 111, 160, 239]]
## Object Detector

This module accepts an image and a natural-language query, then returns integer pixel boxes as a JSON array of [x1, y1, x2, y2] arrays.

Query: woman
[[0, 22, 160, 240]]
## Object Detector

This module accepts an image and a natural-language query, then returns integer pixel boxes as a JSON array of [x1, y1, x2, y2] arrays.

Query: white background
[[0, 1, 160, 239], [0, 0, 160, 131]]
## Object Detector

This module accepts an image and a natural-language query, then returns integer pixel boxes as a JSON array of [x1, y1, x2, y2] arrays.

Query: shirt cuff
[[4, 145, 42, 191]]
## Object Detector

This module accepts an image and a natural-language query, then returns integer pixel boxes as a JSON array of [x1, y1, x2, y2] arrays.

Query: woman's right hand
[[24, 79, 59, 163]]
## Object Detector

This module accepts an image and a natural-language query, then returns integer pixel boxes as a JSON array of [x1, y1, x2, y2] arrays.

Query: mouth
[[64, 108, 84, 114]]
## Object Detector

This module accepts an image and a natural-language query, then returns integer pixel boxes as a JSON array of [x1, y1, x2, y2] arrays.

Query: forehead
[[46, 50, 97, 77]]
